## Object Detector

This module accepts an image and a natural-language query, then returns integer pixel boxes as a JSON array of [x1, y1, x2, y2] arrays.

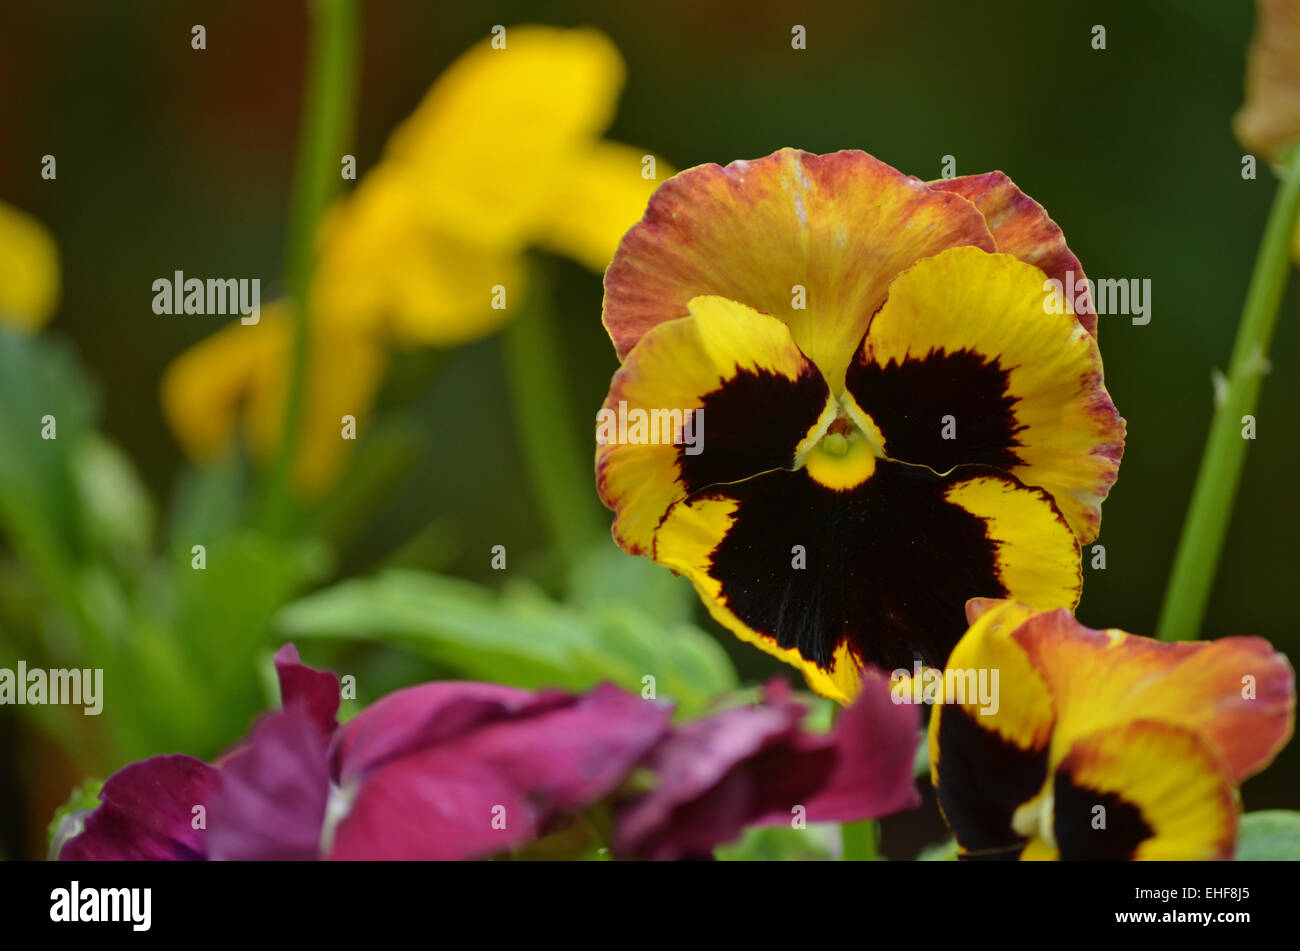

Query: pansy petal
[[331, 681, 560, 784], [597, 295, 835, 555], [160, 308, 287, 462], [929, 600, 1055, 859], [312, 165, 526, 347], [534, 141, 674, 273], [0, 201, 59, 331], [384, 26, 625, 250], [653, 461, 1080, 703], [240, 311, 389, 499], [60, 755, 218, 861], [800, 669, 922, 821], [1051, 721, 1236, 861], [930, 172, 1095, 335], [614, 685, 821, 860], [207, 709, 331, 861], [1011, 610, 1296, 782], [603, 148, 995, 388], [329, 683, 671, 860], [274, 644, 340, 740], [845, 247, 1123, 542]]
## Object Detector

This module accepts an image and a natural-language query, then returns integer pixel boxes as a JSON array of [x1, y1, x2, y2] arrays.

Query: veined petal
[[845, 247, 1123, 542], [60, 755, 218, 861], [0, 201, 59, 331], [603, 148, 995, 389], [1010, 610, 1296, 783], [384, 26, 625, 251], [597, 295, 835, 556], [1050, 721, 1236, 861], [534, 141, 675, 273], [930, 172, 1095, 335], [651, 461, 1080, 704], [929, 599, 1055, 859]]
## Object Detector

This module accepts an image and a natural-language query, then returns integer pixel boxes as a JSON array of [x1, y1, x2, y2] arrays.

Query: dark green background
[[1, 0, 1295, 858]]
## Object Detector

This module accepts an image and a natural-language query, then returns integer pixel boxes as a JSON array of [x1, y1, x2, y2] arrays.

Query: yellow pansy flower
[[0, 201, 60, 331], [162, 25, 670, 496]]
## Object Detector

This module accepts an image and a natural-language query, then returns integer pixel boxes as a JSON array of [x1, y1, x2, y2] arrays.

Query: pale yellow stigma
[[1011, 787, 1057, 850], [804, 424, 876, 490]]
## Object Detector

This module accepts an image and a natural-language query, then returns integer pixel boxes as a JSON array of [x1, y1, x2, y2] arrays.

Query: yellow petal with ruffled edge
[[384, 25, 625, 252], [1048, 721, 1236, 861], [845, 247, 1124, 543], [0, 202, 60, 331], [597, 295, 835, 556], [929, 172, 1096, 336]]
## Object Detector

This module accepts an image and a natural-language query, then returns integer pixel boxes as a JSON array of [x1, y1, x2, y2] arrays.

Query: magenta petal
[[60, 755, 218, 861], [615, 675, 921, 859], [614, 684, 836, 860], [330, 681, 563, 784], [274, 643, 340, 740], [795, 670, 922, 822], [206, 709, 330, 861], [329, 683, 672, 860]]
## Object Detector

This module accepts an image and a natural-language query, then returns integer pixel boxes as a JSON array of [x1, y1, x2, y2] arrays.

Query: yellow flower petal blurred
[[312, 166, 525, 347], [534, 142, 674, 273], [1234, 0, 1300, 164], [383, 25, 626, 251], [160, 301, 387, 499], [0, 201, 60, 331]]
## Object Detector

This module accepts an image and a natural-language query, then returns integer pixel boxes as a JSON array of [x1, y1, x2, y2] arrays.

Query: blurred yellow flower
[[162, 24, 670, 497], [160, 302, 387, 498], [0, 201, 60, 331]]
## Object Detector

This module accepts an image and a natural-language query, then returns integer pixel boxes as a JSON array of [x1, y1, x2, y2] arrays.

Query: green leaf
[[46, 778, 103, 860], [276, 569, 737, 716], [0, 328, 98, 613], [1234, 810, 1300, 860], [715, 824, 835, 861]]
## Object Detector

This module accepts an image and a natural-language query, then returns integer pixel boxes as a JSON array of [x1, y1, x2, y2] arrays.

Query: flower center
[[804, 417, 877, 490], [1011, 787, 1057, 851]]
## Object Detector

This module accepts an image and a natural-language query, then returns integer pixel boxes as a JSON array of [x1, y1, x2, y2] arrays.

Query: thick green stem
[[1157, 146, 1300, 640], [503, 275, 605, 564], [261, 0, 359, 533]]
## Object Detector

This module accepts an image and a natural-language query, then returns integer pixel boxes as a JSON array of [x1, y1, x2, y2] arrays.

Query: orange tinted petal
[[603, 149, 995, 389], [929, 171, 1095, 336]]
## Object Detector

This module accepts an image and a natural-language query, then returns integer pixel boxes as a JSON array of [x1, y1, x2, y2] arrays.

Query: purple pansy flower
[[60, 646, 921, 860]]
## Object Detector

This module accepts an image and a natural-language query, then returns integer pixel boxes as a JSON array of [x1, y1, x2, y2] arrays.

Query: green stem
[[503, 273, 605, 564], [1157, 146, 1300, 640], [261, 0, 359, 534], [841, 819, 879, 861]]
